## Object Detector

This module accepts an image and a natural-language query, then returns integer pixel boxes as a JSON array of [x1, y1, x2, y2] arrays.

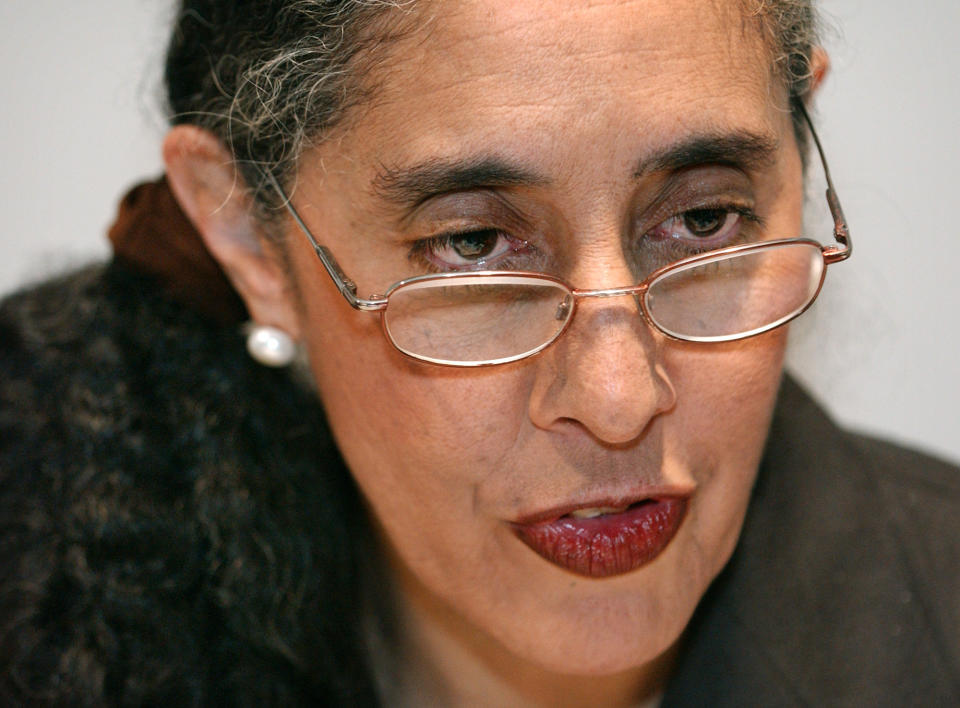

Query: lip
[[510, 494, 689, 578]]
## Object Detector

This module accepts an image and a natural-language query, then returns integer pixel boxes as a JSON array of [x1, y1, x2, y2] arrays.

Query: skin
[[165, 1, 826, 705]]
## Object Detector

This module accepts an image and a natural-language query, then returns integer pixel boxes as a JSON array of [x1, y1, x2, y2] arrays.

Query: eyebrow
[[371, 156, 547, 207], [369, 130, 779, 207], [633, 131, 780, 178]]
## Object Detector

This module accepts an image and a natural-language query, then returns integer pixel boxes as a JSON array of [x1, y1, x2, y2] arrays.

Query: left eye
[[415, 229, 527, 270], [649, 208, 743, 249]]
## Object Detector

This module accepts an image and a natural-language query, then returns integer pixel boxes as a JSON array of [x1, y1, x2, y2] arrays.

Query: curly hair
[[164, 0, 416, 222], [0, 264, 386, 705]]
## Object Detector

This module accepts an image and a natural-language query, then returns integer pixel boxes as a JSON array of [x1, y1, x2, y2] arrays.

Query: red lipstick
[[511, 497, 688, 578]]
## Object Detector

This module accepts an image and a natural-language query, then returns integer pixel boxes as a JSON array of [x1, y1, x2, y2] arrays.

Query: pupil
[[683, 209, 725, 237], [453, 231, 497, 259]]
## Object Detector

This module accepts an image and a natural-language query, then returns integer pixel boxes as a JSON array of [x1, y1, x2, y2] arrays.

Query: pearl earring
[[245, 323, 296, 367]]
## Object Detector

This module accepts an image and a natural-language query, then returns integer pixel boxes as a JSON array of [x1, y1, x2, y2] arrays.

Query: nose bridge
[[528, 291, 676, 445], [559, 201, 656, 305], [566, 294, 651, 351], [563, 284, 653, 341]]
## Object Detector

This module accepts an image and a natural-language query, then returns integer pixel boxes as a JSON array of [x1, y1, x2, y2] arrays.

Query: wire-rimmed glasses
[[269, 101, 850, 367]]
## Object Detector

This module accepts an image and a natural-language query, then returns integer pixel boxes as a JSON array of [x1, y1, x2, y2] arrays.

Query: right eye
[[412, 229, 531, 271]]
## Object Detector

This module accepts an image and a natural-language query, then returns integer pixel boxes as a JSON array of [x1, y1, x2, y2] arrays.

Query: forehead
[[311, 0, 786, 192], [410, 0, 767, 87], [380, 0, 772, 113]]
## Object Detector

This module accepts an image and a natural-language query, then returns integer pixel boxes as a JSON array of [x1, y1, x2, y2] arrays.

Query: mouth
[[510, 495, 689, 578]]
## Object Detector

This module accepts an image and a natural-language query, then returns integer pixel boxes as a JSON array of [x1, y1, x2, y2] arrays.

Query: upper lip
[[510, 485, 694, 526]]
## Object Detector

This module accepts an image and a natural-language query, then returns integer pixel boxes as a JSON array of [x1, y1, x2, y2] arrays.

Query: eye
[[448, 230, 501, 259], [647, 206, 754, 252], [682, 208, 729, 237], [412, 229, 531, 271]]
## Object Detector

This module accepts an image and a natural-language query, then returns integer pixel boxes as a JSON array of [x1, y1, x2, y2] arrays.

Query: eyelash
[[407, 203, 765, 273], [408, 229, 537, 272], [661, 203, 762, 243]]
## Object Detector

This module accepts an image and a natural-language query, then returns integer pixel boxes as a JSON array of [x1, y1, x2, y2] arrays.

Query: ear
[[163, 125, 301, 339], [806, 46, 830, 98]]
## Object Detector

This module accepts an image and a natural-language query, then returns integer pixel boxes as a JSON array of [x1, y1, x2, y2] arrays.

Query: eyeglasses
[[269, 101, 850, 367]]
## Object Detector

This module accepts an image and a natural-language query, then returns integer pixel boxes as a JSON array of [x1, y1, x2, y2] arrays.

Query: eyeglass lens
[[385, 275, 573, 365], [646, 242, 824, 341], [383, 242, 825, 365]]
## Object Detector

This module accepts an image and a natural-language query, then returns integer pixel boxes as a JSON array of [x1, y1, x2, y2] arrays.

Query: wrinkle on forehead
[[390, 0, 770, 88], [348, 0, 781, 150]]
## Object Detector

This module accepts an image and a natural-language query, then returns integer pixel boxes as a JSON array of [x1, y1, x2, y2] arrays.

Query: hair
[[165, 0, 417, 224], [164, 0, 821, 218]]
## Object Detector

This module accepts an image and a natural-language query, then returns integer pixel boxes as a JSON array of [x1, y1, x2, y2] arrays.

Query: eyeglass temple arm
[[795, 98, 852, 265], [266, 174, 387, 312]]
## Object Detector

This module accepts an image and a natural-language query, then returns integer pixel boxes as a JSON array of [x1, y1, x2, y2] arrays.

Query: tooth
[[569, 506, 629, 519]]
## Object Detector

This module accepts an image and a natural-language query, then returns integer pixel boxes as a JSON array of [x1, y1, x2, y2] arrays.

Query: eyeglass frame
[[266, 99, 851, 367]]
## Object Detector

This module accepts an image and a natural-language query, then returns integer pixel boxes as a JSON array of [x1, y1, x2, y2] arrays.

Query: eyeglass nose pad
[[555, 294, 573, 321]]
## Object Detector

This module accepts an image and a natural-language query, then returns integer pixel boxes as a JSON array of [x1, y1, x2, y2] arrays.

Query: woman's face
[[284, 0, 803, 676]]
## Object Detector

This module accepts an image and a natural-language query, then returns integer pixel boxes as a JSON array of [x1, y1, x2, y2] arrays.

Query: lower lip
[[511, 498, 688, 578]]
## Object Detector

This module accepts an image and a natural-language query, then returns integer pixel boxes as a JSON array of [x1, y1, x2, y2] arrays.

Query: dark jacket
[[663, 376, 960, 706], [1, 263, 958, 706]]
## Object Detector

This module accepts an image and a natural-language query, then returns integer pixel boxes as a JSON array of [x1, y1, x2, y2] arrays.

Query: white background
[[1, 1, 958, 464]]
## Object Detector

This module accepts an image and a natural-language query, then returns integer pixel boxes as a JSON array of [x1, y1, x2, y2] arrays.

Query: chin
[[480, 553, 700, 678], [495, 600, 687, 679], [534, 637, 677, 677]]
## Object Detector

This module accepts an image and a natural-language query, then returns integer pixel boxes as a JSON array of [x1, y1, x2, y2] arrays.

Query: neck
[[376, 554, 676, 708]]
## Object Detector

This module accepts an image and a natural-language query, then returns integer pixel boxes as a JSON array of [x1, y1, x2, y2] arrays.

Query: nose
[[528, 293, 676, 445]]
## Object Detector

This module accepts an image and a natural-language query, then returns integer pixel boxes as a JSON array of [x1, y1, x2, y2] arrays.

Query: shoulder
[[0, 265, 375, 705], [664, 377, 960, 707], [844, 430, 960, 682], [765, 378, 959, 699], [847, 429, 960, 511], [768, 377, 960, 611]]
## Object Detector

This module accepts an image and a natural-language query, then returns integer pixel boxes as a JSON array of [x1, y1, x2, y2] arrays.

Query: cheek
[[664, 329, 787, 580], [316, 347, 529, 480], [299, 277, 533, 554]]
